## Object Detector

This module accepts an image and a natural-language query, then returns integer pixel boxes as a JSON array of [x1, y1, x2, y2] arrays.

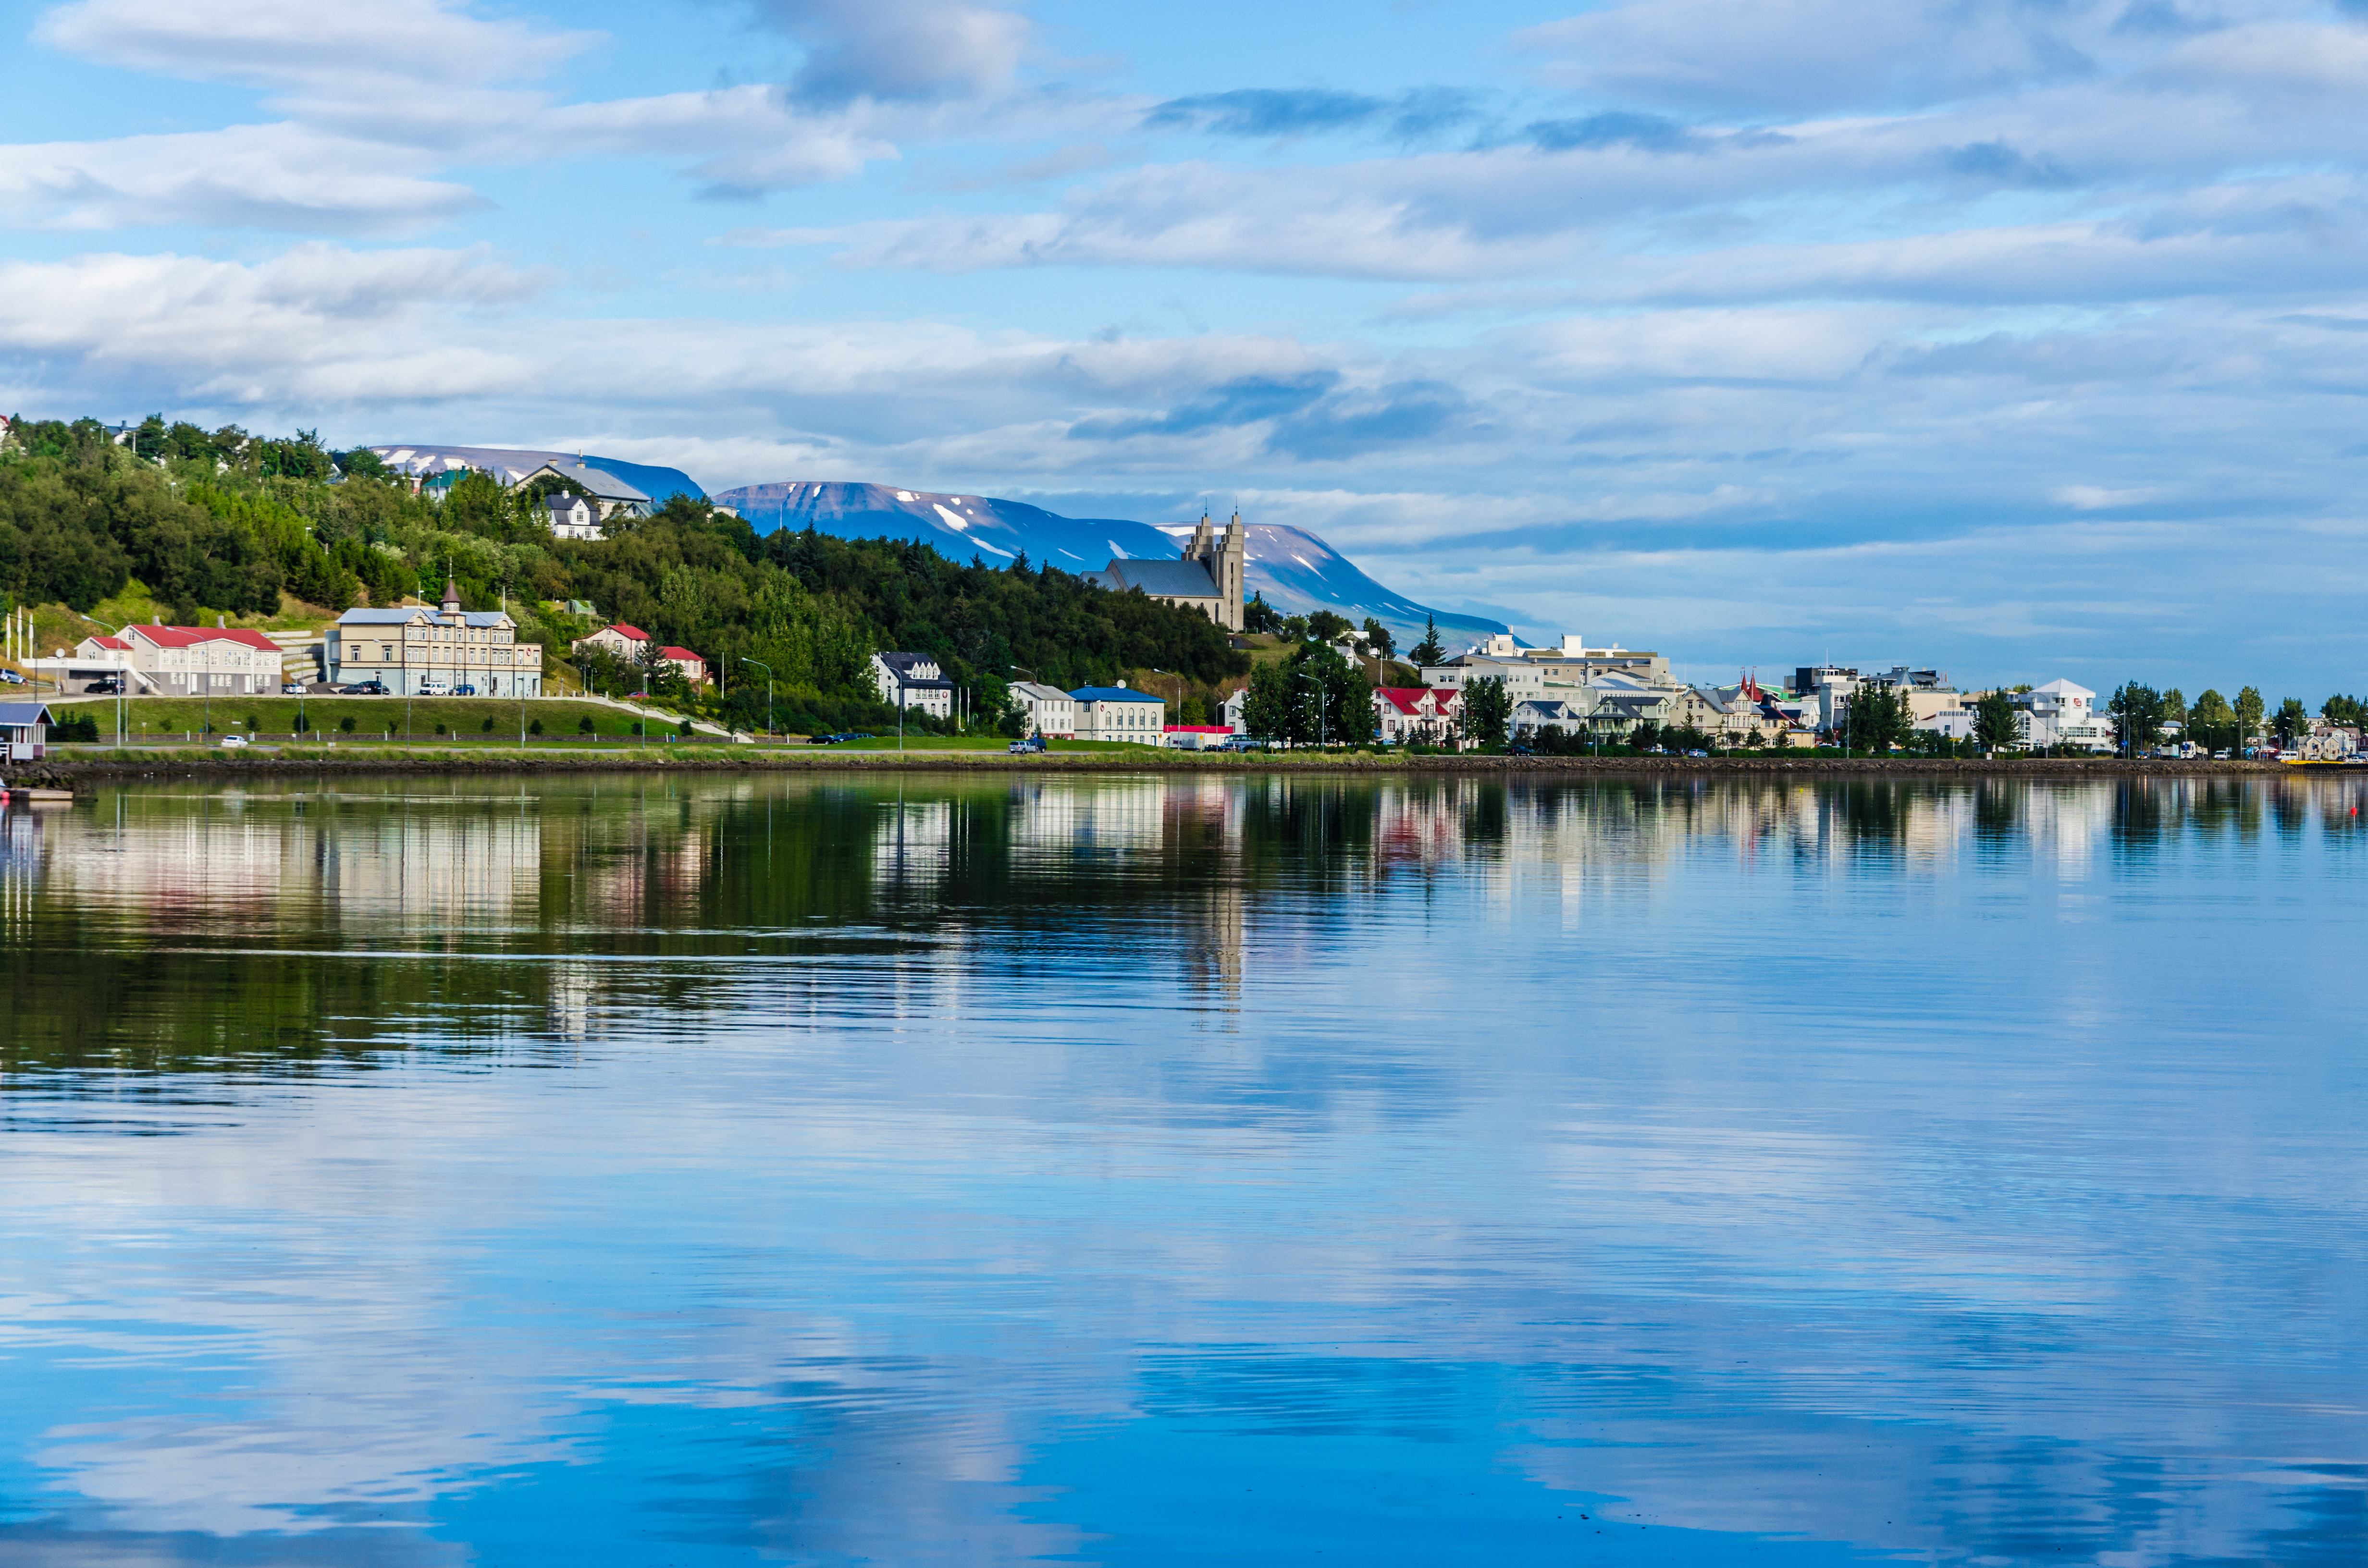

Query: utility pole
[[740, 658, 772, 741]]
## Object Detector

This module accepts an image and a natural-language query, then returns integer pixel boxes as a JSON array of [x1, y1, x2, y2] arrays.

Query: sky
[[3, 0, 2368, 694]]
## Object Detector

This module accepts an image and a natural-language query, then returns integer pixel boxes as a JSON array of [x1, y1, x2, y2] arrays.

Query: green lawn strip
[[45, 695, 703, 741]]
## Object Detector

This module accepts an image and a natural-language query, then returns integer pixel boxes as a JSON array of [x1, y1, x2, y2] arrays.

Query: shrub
[[433, 721, 446, 735], [678, 718, 694, 738], [578, 715, 596, 735], [339, 715, 355, 733], [481, 715, 495, 732], [529, 717, 543, 735]]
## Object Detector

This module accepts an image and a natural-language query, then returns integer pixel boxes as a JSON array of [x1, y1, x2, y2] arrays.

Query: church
[[1084, 510, 1246, 633]]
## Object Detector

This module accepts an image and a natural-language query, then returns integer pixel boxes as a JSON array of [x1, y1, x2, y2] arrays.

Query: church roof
[[1090, 558, 1221, 598]]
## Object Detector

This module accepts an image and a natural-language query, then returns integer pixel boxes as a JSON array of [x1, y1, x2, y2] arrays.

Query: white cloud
[[751, 0, 1032, 104]]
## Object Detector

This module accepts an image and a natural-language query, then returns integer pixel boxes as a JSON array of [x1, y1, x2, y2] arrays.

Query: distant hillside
[[368, 444, 705, 505], [713, 480, 1508, 648]]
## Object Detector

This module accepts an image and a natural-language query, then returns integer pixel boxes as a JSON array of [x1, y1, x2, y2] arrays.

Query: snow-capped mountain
[[713, 480, 1508, 648]]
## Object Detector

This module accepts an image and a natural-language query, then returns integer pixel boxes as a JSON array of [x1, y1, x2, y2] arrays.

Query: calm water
[[0, 772, 2360, 1565]]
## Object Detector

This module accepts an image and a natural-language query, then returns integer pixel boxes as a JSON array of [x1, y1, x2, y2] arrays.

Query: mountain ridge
[[712, 480, 1508, 648]]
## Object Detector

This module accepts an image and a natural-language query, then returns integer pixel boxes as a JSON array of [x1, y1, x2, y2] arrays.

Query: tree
[[1847, 683, 1914, 751], [1460, 675, 1511, 748], [1629, 718, 1663, 753], [1242, 592, 1283, 634], [1241, 660, 1294, 743], [2323, 693, 2367, 728], [1306, 609, 1353, 645], [1361, 618, 1395, 662], [1409, 614, 1444, 668], [1296, 643, 1375, 745], [2235, 686, 2265, 751], [2190, 688, 2234, 751], [2273, 697, 2310, 746], [2162, 687, 2186, 730], [1973, 690, 2021, 753], [2108, 682, 2166, 753]]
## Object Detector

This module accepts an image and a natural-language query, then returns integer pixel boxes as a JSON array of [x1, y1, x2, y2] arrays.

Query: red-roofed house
[[64, 625, 284, 694], [572, 624, 707, 686], [1372, 686, 1461, 746]]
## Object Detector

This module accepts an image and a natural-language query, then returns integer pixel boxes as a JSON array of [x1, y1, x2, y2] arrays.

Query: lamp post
[[740, 658, 772, 741]]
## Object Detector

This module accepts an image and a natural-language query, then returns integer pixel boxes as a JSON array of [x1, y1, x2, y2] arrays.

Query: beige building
[[327, 581, 544, 696]]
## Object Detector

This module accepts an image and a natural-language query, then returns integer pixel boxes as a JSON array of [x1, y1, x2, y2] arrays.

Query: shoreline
[[3, 747, 2296, 787]]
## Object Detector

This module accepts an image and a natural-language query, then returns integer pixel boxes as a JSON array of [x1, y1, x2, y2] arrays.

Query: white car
[[282, 683, 307, 695], [0, 669, 25, 685], [219, 734, 248, 748]]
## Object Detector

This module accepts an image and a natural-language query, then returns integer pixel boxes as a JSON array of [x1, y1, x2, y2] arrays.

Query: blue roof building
[[1068, 683, 1164, 743]]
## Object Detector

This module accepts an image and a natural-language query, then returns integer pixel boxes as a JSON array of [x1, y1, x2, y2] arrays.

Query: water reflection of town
[[10, 772, 2363, 1055]]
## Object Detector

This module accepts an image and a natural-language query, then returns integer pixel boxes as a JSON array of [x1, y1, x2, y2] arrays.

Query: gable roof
[[126, 625, 280, 654], [1010, 681, 1071, 703], [660, 646, 702, 662], [0, 701, 54, 727], [1375, 686, 1431, 715], [527, 462, 650, 504], [602, 623, 651, 641], [1088, 558, 1221, 598], [1069, 685, 1164, 703], [86, 635, 130, 651]]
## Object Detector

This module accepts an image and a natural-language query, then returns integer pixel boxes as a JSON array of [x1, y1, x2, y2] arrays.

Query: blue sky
[[4, 0, 2368, 693]]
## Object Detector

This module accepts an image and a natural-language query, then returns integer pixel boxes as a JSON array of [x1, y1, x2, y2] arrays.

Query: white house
[[61, 624, 284, 695], [2014, 679, 2112, 751], [1010, 680, 1075, 738], [518, 461, 652, 521], [543, 492, 604, 540], [870, 652, 954, 718], [1070, 683, 1164, 741]]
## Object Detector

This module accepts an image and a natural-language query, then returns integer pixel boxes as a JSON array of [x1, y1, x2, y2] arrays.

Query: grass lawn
[[47, 695, 697, 742]]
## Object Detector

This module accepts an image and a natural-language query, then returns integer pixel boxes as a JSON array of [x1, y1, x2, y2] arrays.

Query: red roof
[[605, 623, 650, 641], [1375, 687, 1430, 714], [89, 635, 130, 651], [661, 646, 702, 662], [1164, 724, 1233, 733], [128, 625, 281, 653]]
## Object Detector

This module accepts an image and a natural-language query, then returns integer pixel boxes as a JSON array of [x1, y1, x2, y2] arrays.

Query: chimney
[[217, 614, 225, 628]]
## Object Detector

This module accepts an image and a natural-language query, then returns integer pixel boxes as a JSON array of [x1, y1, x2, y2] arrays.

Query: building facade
[[329, 583, 545, 695], [65, 625, 284, 695], [1373, 686, 1461, 745], [1070, 684, 1165, 741], [544, 492, 605, 540], [1010, 680, 1076, 738], [870, 652, 954, 718]]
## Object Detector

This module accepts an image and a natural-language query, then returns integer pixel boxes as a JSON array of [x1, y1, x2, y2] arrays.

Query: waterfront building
[[1084, 510, 1246, 632], [63, 624, 283, 695], [1010, 681, 1076, 738], [1, 699, 53, 761], [1069, 683, 1164, 741], [870, 652, 954, 717], [329, 582, 545, 696], [1373, 686, 1461, 745], [1161, 724, 1235, 750], [2012, 680, 2112, 751]]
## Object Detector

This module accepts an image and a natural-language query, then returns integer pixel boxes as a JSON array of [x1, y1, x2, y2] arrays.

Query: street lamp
[[740, 657, 773, 740]]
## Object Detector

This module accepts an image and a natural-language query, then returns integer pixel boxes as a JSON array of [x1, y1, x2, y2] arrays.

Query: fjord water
[[0, 774, 2360, 1566]]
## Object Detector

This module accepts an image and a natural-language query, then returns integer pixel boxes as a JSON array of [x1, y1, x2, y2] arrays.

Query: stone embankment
[[3, 748, 2290, 792]]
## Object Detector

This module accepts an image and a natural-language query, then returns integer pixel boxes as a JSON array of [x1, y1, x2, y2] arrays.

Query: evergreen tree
[[1409, 614, 1444, 667], [1460, 676, 1512, 748], [2235, 686, 2265, 750], [1973, 690, 2021, 753]]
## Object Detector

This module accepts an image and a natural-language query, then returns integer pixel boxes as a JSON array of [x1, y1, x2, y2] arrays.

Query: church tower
[[1178, 507, 1246, 632]]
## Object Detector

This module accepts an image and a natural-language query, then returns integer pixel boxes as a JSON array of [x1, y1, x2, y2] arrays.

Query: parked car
[[219, 734, 248, 748], [1217, 735, 1259, 752], [1008, 736, 1046, 754], [86, 679, 121, 695], [453, 684, 477, 696], [339, 681, 389, 695], [0, 668, 24, 685], [282, 682, 307, 695]]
